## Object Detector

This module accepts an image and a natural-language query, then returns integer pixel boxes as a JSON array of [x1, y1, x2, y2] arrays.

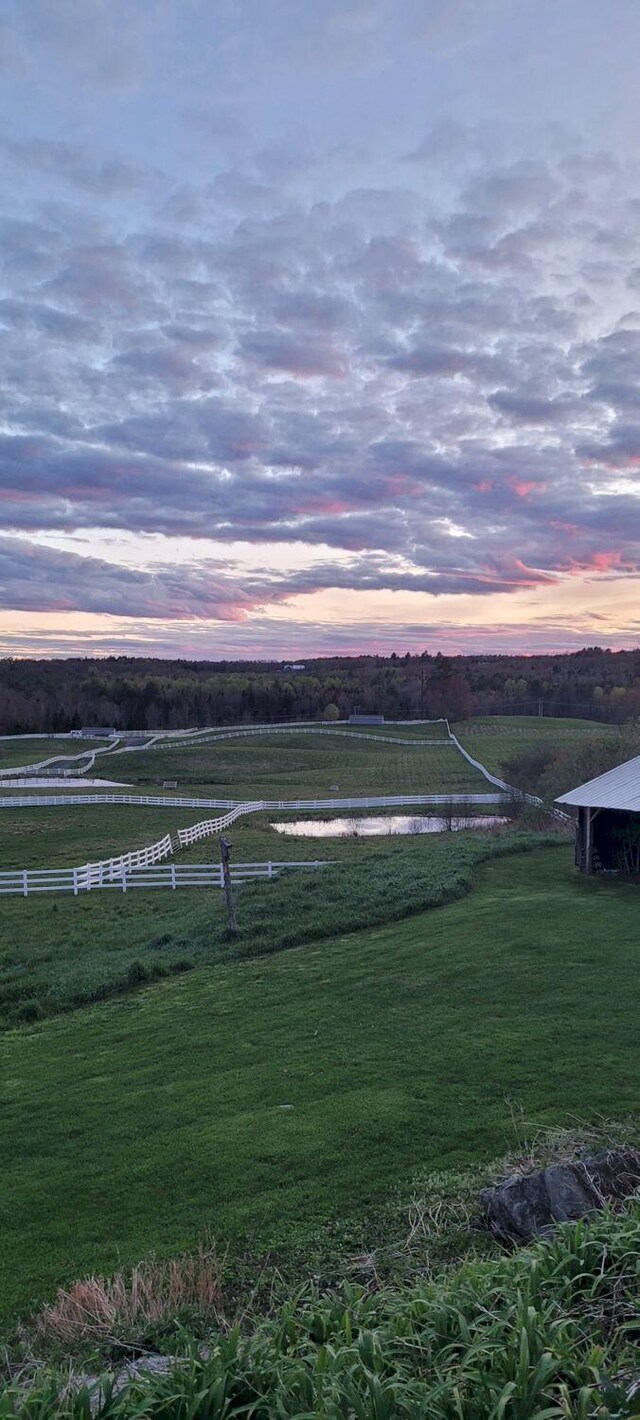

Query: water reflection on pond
[[272, 814, 509, 838]]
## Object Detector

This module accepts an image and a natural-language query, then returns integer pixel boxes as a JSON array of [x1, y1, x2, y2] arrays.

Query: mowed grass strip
[[1, 846, 638, 1323]]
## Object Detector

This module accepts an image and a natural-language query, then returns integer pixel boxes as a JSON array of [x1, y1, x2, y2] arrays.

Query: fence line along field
[[0, 737, 106, 770]]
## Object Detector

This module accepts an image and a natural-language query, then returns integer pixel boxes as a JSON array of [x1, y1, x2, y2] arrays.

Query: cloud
[[0, 108, 639, 642], [488, 390, 578, 423], [0, 537, 263, 621]]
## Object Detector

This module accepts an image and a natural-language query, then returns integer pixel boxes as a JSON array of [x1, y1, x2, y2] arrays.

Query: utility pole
[[219, 835, 238, 934]]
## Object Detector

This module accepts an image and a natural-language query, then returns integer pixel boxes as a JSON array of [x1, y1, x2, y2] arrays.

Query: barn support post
[[584, 806, 593, 874]]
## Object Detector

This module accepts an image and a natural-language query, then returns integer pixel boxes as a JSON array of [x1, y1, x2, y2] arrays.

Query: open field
[[0, 738, 103, 770], [156, 720, 451, 746], [104, 731, 486, 797], [0, 721, 529, 1032], [2, 845, 639, 1325], [455, 715, 615, 777]]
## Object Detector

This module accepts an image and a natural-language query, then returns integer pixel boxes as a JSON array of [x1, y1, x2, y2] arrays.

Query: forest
[[0, 647, 639, 733]]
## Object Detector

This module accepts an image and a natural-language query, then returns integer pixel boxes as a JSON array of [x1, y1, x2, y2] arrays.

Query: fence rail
[[0, 860, 331, 897], [148, 722, 451, 752], [0, 790, 509, 811]]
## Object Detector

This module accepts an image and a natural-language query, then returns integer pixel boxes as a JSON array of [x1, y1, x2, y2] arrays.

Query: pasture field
[[454, 714, 615, 777], [2, 845, 639, 1325], [0, 803, 210, 869], [0, 738, 103, 770], [104, 730, 485, 798], [158, 720, 451, 745]]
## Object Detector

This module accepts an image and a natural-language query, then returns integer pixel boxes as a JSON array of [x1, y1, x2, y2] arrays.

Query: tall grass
[[33, 1240, 224, 1348]]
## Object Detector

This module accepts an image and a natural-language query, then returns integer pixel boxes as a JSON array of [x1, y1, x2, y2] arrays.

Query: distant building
[[283, 663, 306, 671], [556, 755, 640, 874], [348, 713, 384, 724], [81, 727, 117, 739]]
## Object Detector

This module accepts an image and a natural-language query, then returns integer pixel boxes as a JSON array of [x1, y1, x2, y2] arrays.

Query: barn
[[556, 755, 640, 875]]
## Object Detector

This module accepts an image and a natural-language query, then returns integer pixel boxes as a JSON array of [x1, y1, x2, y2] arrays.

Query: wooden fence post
[[220, 835, 238, 933]]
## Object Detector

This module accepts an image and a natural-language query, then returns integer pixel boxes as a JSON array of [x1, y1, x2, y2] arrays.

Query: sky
[[1, 0, 640, 660]]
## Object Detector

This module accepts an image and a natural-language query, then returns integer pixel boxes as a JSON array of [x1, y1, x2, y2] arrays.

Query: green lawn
[[455, 715, 614, 777], [2, 845, 638, 1325]]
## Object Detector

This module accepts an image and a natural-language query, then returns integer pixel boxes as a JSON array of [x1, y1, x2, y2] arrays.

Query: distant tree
[[323, 702, 340, 721]]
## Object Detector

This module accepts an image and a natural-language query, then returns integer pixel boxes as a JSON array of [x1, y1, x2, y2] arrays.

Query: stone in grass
[[481, 1149, 640, 1243]]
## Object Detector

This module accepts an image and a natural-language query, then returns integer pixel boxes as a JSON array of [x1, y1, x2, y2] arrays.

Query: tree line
[[0, 647, 638, 734]]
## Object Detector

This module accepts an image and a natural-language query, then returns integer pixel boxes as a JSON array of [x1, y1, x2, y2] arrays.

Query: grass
[[107, 732, 486, 798], [0, 804, 213, 870], [2, 844, 639, 1326], [5, 1207, 640, 1418], [455, 715, 615, 778], [0, 739, 103, 770], [0, 824, 550, 1027]]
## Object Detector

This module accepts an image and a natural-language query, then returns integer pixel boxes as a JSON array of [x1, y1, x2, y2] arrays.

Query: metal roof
[[556, 754, 640, 811]]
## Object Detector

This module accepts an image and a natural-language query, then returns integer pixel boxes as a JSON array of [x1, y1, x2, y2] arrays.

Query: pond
[[271, 814, 510, 838]]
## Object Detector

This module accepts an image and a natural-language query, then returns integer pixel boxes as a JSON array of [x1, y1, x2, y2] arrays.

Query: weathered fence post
[[220, 835, 238, 933]]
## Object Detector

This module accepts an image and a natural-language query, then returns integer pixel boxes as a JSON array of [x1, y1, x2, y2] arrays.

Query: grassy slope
[[455, 715, 614, 777], [0, 827, 545, 1026], [2, 845, 638, 1324]]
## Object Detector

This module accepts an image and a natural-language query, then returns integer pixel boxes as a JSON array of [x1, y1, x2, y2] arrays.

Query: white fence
[[0, 721, 451, 778], [0, 790, 508, 812], [0, 739, 122, 779], [446, 725, 543, 805], [149, 722, 451, 752], [0, 859, 331, 897], [0, 791, 510, 898]]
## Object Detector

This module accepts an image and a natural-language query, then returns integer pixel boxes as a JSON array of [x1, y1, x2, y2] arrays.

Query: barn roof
[[556, 754, 640, 811]]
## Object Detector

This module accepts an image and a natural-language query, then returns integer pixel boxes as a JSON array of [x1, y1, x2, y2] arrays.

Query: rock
[[481, 1148, 640, 1243]]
